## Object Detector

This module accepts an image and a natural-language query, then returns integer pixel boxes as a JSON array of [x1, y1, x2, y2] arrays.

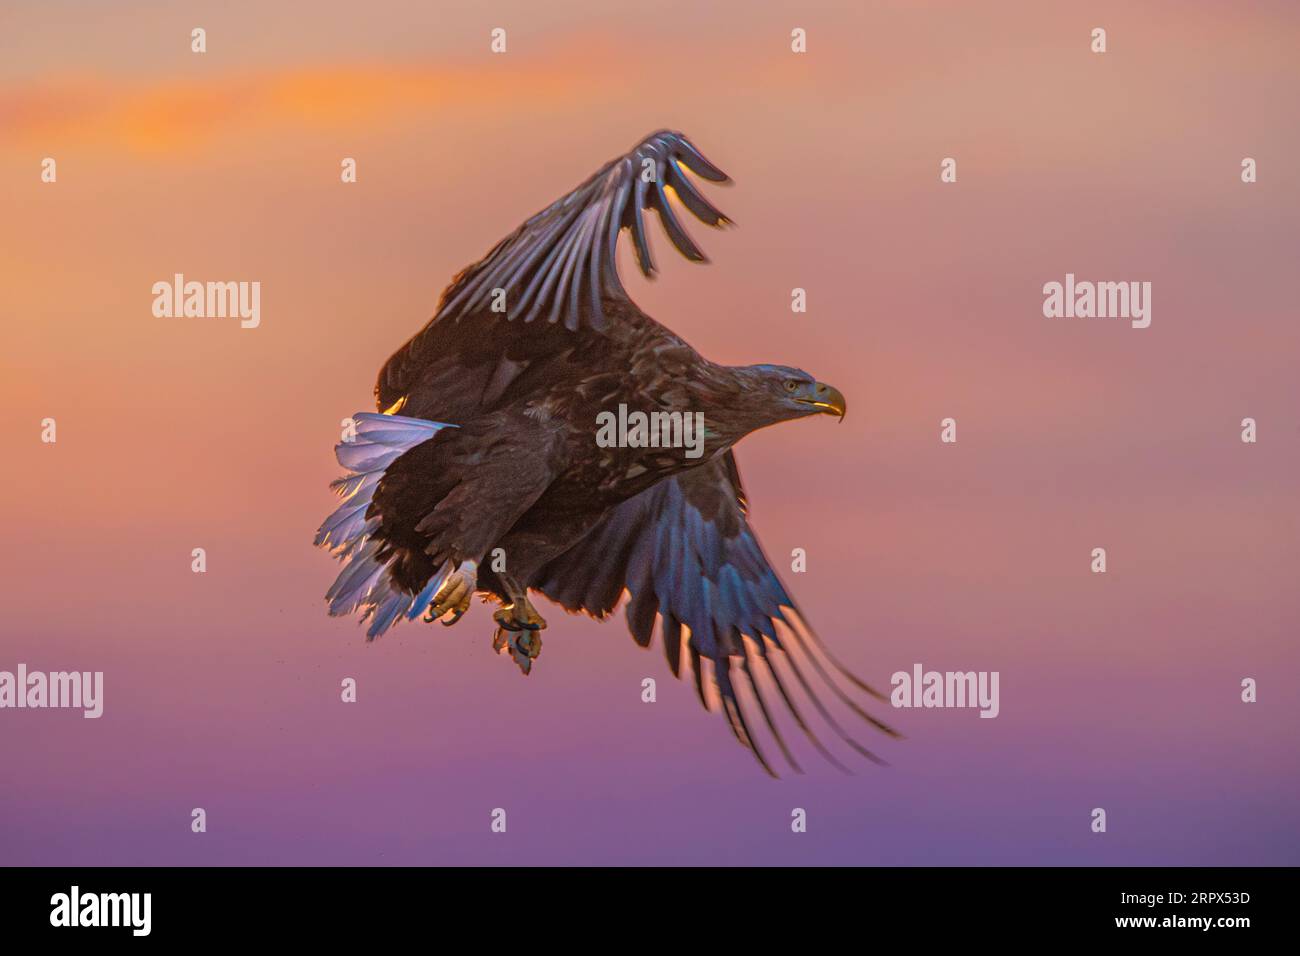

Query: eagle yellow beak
[[800, 382, 846, 421]]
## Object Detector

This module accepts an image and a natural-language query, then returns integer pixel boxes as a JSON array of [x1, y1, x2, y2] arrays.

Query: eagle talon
[[493, 613, 523, 632], [493, 626, 542, 675], [492, 597, 548, 633], [422, 561, 478, 626]]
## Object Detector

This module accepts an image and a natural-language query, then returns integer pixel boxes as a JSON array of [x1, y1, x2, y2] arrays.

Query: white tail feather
[[315, 412, 455, 638]]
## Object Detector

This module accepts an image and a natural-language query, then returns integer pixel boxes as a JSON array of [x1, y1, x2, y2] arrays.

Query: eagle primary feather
[[317, 130, 895, 774]]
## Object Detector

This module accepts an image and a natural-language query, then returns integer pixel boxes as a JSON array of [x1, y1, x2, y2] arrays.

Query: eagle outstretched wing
[[533, 452, 899, 776], [376, 130, 730, 412], [434, 129, 730, 330]]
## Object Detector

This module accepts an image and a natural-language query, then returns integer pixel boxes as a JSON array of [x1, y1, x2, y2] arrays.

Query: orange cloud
[[0, 61, 594, 155]]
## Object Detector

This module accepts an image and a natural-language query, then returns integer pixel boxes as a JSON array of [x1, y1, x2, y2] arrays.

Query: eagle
[[315, 131, 896, 774]]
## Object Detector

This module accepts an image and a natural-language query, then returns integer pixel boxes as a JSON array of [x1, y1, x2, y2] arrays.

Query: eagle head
[[742, 364, 847, 425]]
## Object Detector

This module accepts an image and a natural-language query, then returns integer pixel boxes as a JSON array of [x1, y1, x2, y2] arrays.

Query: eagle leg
[[491, 574, 548, 632], [422, 560, 478, 625], [490, 573, 546, 674]]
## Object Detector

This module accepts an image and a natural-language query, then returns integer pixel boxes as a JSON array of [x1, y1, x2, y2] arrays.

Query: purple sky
[[1, 0, 1297, 865]]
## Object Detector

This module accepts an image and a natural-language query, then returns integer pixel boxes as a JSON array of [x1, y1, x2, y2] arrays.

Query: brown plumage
[[315, 131, 895, 774]]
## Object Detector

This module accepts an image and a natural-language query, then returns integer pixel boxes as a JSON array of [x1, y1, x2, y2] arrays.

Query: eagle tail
[[314, 412, 457, 639]]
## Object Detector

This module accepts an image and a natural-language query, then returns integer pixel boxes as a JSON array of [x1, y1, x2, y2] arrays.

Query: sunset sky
[[2, 0, 1297, 865]]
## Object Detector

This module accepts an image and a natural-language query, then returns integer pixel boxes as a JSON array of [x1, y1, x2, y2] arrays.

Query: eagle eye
[[783, 380, 799, 393]]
